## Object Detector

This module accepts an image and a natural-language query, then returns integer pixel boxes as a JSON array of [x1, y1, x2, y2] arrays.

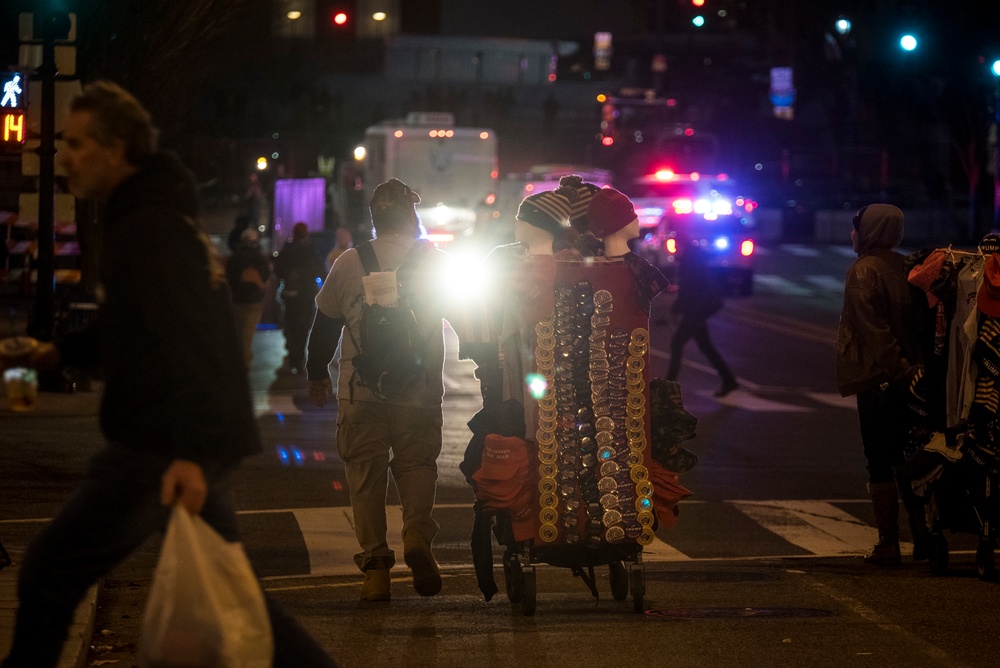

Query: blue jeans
[[1, 444, 336, 668]]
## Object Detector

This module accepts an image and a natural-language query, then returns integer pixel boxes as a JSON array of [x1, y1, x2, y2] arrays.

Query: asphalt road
[[2, 242, 997, 667]]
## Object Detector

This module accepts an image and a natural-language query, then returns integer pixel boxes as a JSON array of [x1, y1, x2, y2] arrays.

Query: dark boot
[[898, 478, 932, 561], [864, 481, 901, 566]]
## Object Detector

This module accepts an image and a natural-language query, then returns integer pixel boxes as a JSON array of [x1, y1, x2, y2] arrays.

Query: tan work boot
[[359, 568, 391, 602], [863, 537, 902, 566], [403, 532, 442, 596]]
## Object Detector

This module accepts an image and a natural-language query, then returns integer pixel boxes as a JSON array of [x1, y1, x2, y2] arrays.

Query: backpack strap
[[356, 241, 381, 276]]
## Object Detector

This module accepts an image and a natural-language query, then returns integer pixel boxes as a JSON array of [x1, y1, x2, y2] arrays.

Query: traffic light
[[899, 34, 918, 52]]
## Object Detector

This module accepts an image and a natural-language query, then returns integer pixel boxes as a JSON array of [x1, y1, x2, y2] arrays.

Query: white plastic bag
[[138, 505, 274, 668]]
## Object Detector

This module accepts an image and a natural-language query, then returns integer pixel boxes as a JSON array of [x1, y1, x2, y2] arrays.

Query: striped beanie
[[558, 175, 603, 232], [515, 190, 572, 238]]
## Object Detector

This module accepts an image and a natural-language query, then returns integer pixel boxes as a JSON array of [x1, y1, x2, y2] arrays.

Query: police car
[[628, 169, 757, 296]]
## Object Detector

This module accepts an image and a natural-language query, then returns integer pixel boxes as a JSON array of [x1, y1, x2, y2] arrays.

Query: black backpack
[[348, 240, 432, 400]]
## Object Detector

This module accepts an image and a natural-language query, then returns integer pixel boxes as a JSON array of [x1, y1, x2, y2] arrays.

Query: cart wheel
[[609, 562, 629, 601], [630, 567, 645, 613], [929, 534, 949, 576], [520, 567, 537, 616], [504, 556, 523, 604], [976, 540, 996, 581]]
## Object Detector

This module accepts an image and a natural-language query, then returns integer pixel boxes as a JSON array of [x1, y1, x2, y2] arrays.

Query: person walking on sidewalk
[[0, 81, 336, 668], [275, 222, 325, 374], [836, 203, 928, 566], [306, 178, 447, 602], [665, 234, 739, 397], [226, 227, 271, 369]]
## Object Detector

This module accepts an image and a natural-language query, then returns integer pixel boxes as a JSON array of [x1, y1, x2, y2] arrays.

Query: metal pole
[[31, 20, 57, 341]]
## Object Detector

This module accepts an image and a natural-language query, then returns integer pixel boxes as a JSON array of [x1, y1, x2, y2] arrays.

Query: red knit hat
[[586, 188, 637, 239]]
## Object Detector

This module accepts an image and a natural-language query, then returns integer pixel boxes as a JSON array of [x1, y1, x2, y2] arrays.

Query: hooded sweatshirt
[[835, 204, 921, 396], [59, 152, 262, 461]]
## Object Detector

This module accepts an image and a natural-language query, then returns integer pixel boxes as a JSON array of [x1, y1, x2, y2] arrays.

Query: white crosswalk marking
[[250, 500, 892, 579], [805, 275, 845, 292], [753, 274, 813, 296], [732, 500, 880, 557], [830, 246, 858, 258], [780, 244, 821, 257]]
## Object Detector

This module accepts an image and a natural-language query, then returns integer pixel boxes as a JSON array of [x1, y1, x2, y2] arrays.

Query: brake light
[[741, 239, 755, 256], [666, 238, 677, 254], [672, 199, 693, 214], [601, 136, 614, 146]]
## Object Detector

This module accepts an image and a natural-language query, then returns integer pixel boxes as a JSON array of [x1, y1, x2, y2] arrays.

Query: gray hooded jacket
[[835, 204, 921, 396]]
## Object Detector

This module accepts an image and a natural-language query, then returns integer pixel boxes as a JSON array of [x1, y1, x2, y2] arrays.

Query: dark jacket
[[274, 238, 324, 300], [226, 244, 271, 304], [672, 245, 724, 320], [836, 204, 921, 396], [59, 152, 262, 461]]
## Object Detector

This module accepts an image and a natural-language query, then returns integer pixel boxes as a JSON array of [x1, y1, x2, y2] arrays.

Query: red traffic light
[[332, 11, 348, 26]]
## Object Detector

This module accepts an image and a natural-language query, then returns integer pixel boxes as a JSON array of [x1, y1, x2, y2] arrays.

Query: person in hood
[[0, 81, 335, 668], [835, 203, 928, 567]]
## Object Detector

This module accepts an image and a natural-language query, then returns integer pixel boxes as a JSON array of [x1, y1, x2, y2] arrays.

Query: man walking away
[[306, 178, 448, 602], [0, 81, 335, 668], [275, 221, 325, 374]]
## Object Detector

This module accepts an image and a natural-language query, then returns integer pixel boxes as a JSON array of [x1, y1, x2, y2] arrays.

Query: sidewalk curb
[[0, 559, 100, 668]]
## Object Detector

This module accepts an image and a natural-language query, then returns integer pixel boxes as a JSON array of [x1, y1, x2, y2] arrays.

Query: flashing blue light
[[277, 412, 285, 423], [315, 277, 323, 285], [692, 15, 705, 27], [276, 446, 290, 465], [900, 34, 917, 51], [713, 236, 730, 251], [835, 18, 851, 35], [992, 60, 1000, 77], [292, 448, 304, 465]]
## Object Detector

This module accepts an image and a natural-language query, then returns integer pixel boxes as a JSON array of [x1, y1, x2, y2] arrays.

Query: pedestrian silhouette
[[666, 236, 738, 397]]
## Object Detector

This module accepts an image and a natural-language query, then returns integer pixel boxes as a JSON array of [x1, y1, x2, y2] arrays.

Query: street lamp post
[[992, 59, 1000, 231]]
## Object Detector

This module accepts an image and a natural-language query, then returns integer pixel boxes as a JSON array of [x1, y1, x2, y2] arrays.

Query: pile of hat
[[471, 434, 537, 540]]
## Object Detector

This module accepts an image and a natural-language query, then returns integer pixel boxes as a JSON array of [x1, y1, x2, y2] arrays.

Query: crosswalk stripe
[[780, 244, 821, 257], [731, 500, 877, 557], [249, 500, 898, 579], [753, 274, 814, 296], [804, 274, 845, 292]]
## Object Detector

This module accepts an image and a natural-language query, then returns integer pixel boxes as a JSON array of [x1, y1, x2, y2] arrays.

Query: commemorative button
[[538, 395, 556, 410], [535, 321, 554, 338], [627, 379, 645, 394], [637, 528, 654, 545], [538, 477, 557, 495], [563, 529, 580, 544], [627, 451, 644, 467], [539, 523, 559, 543], [536, 429, 556, 446], [562, 512, 579, 529], [589, 358, 610, 371], [626, 356, 645, 373], [540, 506, 558, 525], [628, 439, 646, 453], [591, 314, 611, 328], [589, 347, 608, 359], [638, 510, 655, 528], [628, 341, 648, 357], [625, 415, 644, 432], [600, 460, 621, 477], [630, 464, 649, 483], [627, 428, 645, 442], [597, 445, 617, 462], [594, 289, 613, 305], [604, 525, 626, 543], [593, 401, 611, 417], [630, 327, 649, 345], [599, 493, 620, 510], [602, 508, 623, 527], [588, 368, 609, 383], [537, 440, 557, 455], [594, 416, 616, 432], [625, 525, 642, 540], [626, 370, 644, 384], [626, 403, 644, 418], [538, 449, 558, 464], [627, 393, 645, 410], [540, 492, 559, 508], [597, 476, 618, 492], [589, 328, 608, 343], [636, 480, 654, 498], [539, 406, 557, 421], [538, 462, 557, 478], [536, 335, 556, 351], [635, 495, 654, 512], [595, 431, 615, 447]]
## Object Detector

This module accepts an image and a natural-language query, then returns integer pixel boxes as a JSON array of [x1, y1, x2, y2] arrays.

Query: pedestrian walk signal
[[3, 111, 25, 144]]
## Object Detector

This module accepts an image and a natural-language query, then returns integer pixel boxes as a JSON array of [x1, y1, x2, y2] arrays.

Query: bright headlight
[[439, 250, 494, 302]]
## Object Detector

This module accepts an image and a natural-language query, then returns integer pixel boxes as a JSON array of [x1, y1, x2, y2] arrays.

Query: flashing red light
[[485, 193, 496, 205], [740, 239, 755, 257], [548, 73, 557, 82], [601, 136, 614, 146], [490, 169, 499, 178], [332, 11, 348, 26], [684, 128, 695, 137], [654, 169, 675, 181], [716, 173, 729, 181], [689, 172, 700, 181]]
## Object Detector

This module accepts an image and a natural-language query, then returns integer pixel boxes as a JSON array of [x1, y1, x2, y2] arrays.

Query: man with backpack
[[305, 178, 449, 602]]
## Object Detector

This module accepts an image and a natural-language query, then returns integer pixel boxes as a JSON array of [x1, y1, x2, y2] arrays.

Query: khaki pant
[[336, 399, 443, 571]]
